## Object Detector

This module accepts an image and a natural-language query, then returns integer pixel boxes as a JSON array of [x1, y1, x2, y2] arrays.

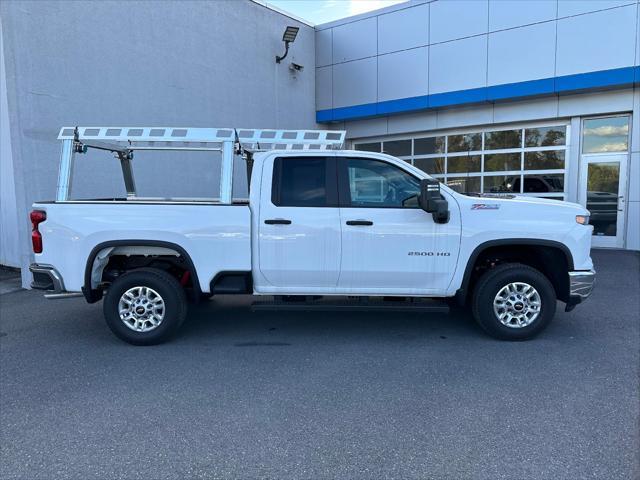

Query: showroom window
[[354, 122, 569, 200]]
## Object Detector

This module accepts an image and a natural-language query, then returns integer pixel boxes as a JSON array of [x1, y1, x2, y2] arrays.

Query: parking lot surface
[[1, 250, 638, 479]]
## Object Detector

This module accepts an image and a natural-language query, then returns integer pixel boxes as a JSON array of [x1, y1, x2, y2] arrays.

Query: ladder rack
[[56, 127, 346, 203]]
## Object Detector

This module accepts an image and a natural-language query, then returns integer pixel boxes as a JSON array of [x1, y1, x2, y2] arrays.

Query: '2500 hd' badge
[[471, 203, 500, 210]]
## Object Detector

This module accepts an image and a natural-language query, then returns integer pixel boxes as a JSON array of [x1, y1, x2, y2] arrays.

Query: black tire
[[103, 268, 187, 345], [471, 263, 556, 340]]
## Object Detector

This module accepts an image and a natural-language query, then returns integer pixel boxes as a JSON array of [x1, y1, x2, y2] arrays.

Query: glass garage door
[[354, 122, 569, 200]]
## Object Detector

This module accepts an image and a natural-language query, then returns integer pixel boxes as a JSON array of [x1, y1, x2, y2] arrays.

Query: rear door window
[[271, 157, 337, 207]]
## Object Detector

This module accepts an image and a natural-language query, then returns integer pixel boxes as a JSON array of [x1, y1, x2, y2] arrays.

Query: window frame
[[336, 156, 423, 209], [271, 156, 339, 208]]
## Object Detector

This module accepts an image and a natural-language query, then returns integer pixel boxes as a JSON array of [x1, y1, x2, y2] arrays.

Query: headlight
[[576, 215, 590, 225]]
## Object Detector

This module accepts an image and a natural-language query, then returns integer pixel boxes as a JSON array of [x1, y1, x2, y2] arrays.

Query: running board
[[251, 298, 449, 313], [44, 292, 84, 300]]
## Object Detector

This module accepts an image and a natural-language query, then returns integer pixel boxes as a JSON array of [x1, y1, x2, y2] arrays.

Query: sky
[[266, 0, 407, 25]]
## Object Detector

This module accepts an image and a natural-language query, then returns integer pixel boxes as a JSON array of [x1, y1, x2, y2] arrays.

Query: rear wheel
[[103, 268, 187, 345], [471, 263, 556, 340]]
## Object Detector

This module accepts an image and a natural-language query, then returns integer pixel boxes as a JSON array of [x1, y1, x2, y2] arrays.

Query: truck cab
[[253, 151, 460, 296], [29, 126, 596, 345]]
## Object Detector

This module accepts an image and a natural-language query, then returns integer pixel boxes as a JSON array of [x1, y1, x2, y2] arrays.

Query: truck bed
[[32, 202, 252, 293]]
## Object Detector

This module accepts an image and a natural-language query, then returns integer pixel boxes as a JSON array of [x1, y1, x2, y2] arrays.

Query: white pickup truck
[[30, 126, 595, 345]]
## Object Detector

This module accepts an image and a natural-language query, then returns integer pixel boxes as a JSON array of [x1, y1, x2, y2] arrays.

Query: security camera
[[289, 62, 304, 72]]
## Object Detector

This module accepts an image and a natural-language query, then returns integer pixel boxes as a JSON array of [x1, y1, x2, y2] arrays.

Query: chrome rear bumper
[[30, 264, 84, 299], [29, 264, 65, 293]]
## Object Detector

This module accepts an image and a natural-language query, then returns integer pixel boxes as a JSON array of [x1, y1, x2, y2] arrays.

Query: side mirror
[[419, 179, 450, 224]]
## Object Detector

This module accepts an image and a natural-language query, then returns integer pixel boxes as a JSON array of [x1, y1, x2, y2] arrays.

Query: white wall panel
[[566, 116, 582, 204], [378, 48, 428, 102], [558, 89, 634, 116], [378, 4, 429, 54], [625, 201, 640, 250], [493, 97, 559, 123], [557, 0, 635, 18], [637, 3, 640, 66], [629, 152, 640, 202], [0, 22, 20, 268], [333, 57, 377, 108], [488, 22, 556, 85], [556, 6, 637, 76], [345, 117, 389, 138], [629, 90, 640, 205], [332, 17, 377, 63], [387, 110, 437, 135], [430, 0, 488, 44], [632, 88, 640, 153], [436, 104, 494, 129], [315, 28, 332, 67], [489, 0, 557, 31], [429, 35, 487, 94], [315, 66, 332, 110]]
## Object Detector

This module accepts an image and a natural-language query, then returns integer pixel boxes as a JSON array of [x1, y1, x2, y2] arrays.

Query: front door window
[[345, 158, 420, 208]]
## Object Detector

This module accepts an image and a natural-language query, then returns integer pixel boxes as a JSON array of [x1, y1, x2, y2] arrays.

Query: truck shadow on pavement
[[175, 249, 634, 346], [177, 297, 492, 346]]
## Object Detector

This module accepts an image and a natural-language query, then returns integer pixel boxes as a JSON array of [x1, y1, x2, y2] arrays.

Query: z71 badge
[[471, 203, 500, 210]]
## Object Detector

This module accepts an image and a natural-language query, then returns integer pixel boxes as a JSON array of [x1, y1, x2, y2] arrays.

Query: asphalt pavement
[[0, 250, 638, 479]]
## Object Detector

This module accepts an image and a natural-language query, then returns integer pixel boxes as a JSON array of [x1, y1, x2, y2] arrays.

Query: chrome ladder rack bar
[[56, 139, 74, 201], [56, 127, 347, 204], [58, 127, 346, 148]]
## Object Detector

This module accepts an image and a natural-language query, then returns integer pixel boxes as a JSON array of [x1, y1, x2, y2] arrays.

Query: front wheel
[[471, 263, 556, 340], [103, 268, 187, 345]]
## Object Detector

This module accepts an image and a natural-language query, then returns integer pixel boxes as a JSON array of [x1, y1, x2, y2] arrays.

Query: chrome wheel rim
[[118, 286, 165, 332], [493, 282, 541, 328]]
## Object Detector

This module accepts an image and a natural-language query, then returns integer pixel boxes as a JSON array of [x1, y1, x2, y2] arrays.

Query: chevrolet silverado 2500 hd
[[29, 127, 595, 345]]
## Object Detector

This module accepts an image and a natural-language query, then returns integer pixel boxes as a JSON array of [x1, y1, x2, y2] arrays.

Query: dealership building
[[1, 0, 639, 286]]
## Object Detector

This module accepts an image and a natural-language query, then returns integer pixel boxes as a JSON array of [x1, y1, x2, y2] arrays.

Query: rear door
[[336, 156, 460, 295], [257, 155, 341, 291]]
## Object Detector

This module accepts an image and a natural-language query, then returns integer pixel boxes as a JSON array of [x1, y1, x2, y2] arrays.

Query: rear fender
[[82, 240, 201, 303]]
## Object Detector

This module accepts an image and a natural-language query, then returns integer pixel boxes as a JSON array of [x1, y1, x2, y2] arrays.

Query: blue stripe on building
[[317, 66, 640, 123]]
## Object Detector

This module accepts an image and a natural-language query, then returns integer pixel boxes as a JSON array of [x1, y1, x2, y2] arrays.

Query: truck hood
[[456, 192, 589, 215], [512, 195, 585, 210]]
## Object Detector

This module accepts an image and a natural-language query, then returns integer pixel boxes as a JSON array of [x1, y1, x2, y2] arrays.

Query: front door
[[258, 155, 342, 291], [336, 157, 460, 295], [578, 154, 628, 248]]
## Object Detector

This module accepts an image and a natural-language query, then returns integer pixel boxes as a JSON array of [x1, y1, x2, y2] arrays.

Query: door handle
[[346, 220, 373, 226], [618, 195, 625, 212], [264, 219, 292, 225]]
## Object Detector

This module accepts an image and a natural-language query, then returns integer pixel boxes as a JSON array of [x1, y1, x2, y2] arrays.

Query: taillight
[[30, 210, 46, 253]]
